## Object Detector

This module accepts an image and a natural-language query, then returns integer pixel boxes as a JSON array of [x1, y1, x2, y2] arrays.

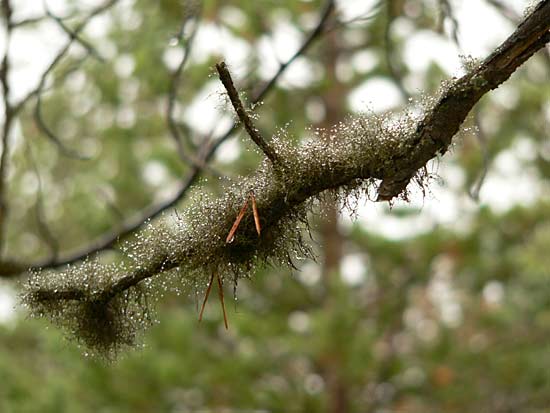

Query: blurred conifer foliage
[[0, 0, 549, 411]]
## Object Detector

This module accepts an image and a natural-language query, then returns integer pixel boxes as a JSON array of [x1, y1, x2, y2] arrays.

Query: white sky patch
[[404, 30, 461, 75], [350, 50, 378, 74], [454, 1, 517, 58], [305, 97, 326, 123], [288, 311, 311, 334], [483, 280, 505, 306], [268, 13, 302, 62], [84, 12, 113, 39], [183, 79, 226, 135], [142, 160, 169, 187], [341, 156, 477, 240], [348, 77, 403, 113], [215, 137, 241, 164], [335, 0, 381, 22], [255, 10, 324, 88], [191, 23, 250, 78], [220, 6, 248, 29], [11, 0, 69, 19], [183, 79, 248, 142], [428, 255, 463, 327], [490, 83, 520, 110], [0, 283, 16, 325], [281, 58, 322, 89], [297, 261, 321, 286], [340, 254, 366, 286], [479, 147, 543, 213], [114, 54, 135, 78], [163, 46, 184, 72], [3, 22, 66, 103]]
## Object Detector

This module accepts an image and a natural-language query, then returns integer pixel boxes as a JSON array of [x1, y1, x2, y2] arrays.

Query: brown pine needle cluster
[[201, 191, 262, 328]]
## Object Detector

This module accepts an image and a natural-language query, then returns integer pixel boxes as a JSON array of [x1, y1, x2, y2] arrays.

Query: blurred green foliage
[[1, 0, 550, 412]]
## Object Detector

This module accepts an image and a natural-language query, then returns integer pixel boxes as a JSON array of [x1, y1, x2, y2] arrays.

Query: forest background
[[0, 0, 549, 412]]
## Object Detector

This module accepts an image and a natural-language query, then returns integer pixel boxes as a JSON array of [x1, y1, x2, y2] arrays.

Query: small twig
[[198, 272, 215, 322], [225, 197, 249, 244], [11, 15, 45, 28], [438, 0, 461, 47], [44, 4, 105, 62], [25, 142, 60, 261], [250, 0, 335, 103], [216, 273, 228, 329], [215, 61, 279, 163], [384, 0, 410, 100], [20, 0, 118, 160], [34, 92, 91, 160], [166, 4, 202, 164]]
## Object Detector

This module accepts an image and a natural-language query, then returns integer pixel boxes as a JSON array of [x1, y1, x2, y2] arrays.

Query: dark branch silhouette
[[0, 0, 337, 277]]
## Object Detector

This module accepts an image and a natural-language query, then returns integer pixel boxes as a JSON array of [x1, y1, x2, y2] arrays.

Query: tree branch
[[25, 1, 550, 305]]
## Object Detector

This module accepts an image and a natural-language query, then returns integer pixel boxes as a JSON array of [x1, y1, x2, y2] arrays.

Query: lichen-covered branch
[[21, 1, 550, 356]]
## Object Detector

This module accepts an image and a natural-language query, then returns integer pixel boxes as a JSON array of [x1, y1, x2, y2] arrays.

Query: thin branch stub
[[215, 61, 279, 164]]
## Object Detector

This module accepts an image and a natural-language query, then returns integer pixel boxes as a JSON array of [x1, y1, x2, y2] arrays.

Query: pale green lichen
[[22, 98, 442, 358]]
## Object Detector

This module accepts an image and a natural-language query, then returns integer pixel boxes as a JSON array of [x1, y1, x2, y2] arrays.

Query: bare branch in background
[[25, 143, 59, 262], [166, 3, 202, 164], [0, 0, 15, 254], [44, 4, 105, 62], [384, 0, 410, 100], [486, 0, 522, 21], [438, 0, 461, 47], [0, 0, 338, 278], [27, 0, 118, 159], [11, 15, 46, 28], [34, 92, 92, 160]]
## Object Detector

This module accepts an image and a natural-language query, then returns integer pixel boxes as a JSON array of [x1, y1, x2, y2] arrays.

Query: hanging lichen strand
[[20, 0, 550, 357]]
